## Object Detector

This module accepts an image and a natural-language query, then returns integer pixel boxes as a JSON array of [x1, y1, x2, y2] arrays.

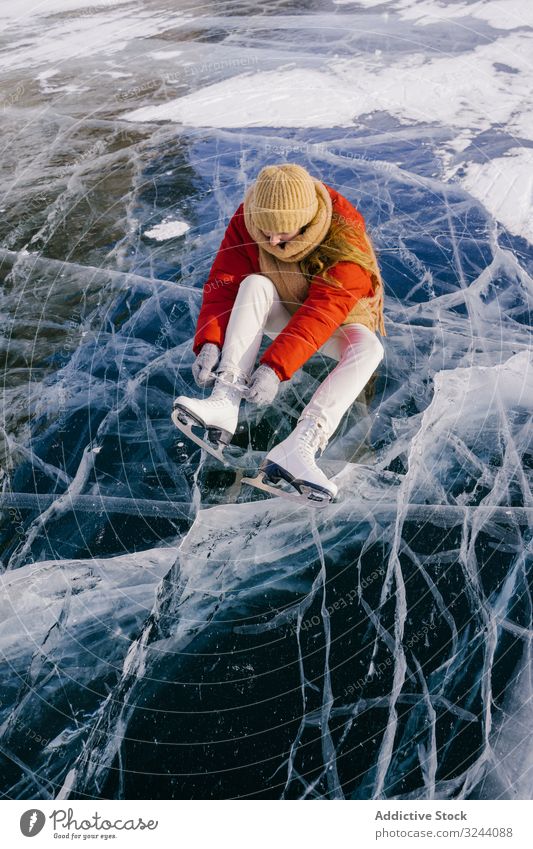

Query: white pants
[[217, 274, 384, 438]]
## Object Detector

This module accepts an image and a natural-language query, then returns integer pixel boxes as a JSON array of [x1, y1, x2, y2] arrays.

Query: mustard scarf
[[243, 180, 333, 312], [242, 180, 386, 335]]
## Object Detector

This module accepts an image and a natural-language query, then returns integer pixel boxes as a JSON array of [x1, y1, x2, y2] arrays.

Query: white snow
[[332, 0, 533, 30], [332, 1, 387, 6], [144, 219, 190, 240], [36, 68, 60, 81], [395, 0, 533, 29], [0, 4, 189, 70], [0, 0, 131, 25], [149, 49, 184, 60], [119, 19, 533, 244], [469, 0, 533, 29], [455, 148, 533, 244], [122, 31, 533, 140]]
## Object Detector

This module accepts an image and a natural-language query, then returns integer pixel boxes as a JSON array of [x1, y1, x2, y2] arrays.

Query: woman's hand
[[192, 343, 220, 387], [247, 364, 280, 406]]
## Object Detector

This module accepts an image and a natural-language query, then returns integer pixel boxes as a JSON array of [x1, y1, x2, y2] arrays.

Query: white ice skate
[[172, 372, 248, 465], [242, 415, 338, 505]]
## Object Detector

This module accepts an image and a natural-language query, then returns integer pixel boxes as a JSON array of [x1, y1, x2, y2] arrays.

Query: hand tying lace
[[247, 364, 281, 406], [192, 343, 220, 387]]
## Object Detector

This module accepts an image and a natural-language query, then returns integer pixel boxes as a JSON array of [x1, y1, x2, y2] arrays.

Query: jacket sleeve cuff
[[193, 336, 220, 356], [258, 355, 290, 382]]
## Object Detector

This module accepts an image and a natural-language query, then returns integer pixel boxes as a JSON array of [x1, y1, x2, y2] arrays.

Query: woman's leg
[[173, 274, 287, 445], [216, 274, 290, 382], [257, 322, 384, 500], [263, 317, 384, 438], [301, 323, 385, 437]]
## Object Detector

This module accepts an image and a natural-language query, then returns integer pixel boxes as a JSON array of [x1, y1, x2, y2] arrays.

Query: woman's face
[[261, 228, 301, 246]]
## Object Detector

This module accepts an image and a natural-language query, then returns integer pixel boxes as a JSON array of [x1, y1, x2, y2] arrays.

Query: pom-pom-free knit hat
[[250, 164, 319, 233]]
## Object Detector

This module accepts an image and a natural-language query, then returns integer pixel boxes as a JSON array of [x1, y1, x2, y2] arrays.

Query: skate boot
[[172, 371, 248, 464], [244, 415, 338, 504]]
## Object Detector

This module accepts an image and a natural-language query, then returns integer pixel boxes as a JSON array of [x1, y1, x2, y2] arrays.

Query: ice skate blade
[[241, 472, 332, 509], [171, 408, 231, 467], [261, 460, 336, 502]]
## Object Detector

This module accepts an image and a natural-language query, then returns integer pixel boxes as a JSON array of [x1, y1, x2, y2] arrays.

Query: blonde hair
[[300, 212, 382, 292]]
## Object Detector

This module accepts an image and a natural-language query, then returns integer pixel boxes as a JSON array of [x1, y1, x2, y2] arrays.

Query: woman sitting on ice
[[173, 163, 386, 502]]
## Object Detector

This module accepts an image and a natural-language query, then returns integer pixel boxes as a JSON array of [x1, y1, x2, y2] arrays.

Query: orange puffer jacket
[[192, 183, 375, 381]]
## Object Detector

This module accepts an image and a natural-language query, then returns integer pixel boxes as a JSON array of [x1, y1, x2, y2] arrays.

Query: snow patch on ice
[[394, 0, 533, 29], [332, 0, 533, 30], [144, 219, 190, 241], [452, 149, 533, 244], [0, 0, 131, 25], [122, 31, 533, 142], [0, 5, 189, 70], [149, 49, 184, 60]]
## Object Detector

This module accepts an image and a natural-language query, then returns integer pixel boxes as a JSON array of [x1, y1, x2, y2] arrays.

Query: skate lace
[[298, 419, 328, 463], [211, 373, 247, 405]]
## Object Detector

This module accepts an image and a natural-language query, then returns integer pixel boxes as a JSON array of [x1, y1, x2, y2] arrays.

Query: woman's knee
[[240, 273, 277, 299], [368, 333, 385, 364], [342, 326, 385, 366]]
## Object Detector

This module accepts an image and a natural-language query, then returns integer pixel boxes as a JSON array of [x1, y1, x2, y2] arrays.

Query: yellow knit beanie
[[250, 164, 318, 233]]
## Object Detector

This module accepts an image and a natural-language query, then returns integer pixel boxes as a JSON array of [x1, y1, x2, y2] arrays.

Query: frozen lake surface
[[0, 0, 532, 799]]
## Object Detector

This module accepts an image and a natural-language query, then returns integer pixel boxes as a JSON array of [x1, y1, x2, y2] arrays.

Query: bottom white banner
[[3, 799, 532, 848]]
